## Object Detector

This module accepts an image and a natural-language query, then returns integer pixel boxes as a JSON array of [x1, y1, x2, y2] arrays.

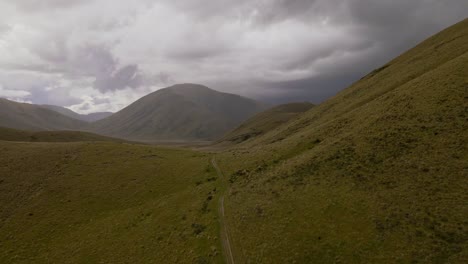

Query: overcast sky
[[0, 0, 466, 113]]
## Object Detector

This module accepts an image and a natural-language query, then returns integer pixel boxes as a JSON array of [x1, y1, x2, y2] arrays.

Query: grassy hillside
[[90, 84, 266, 141], [0, 141, 223, 263], [0, 127, 122, 143], [1, 18, 466, 264], [213, 18, 468, 263], [218, 102, 314, 144], [41, 105, 113, 122], [0, 99, 86, 131]]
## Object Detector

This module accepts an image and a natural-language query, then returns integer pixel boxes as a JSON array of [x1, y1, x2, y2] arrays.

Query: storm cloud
[[0, 0, 466, 113]]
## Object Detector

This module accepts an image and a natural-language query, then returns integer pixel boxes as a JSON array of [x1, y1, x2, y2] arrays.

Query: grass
[[0, 127, 124, 143], [0, 141, 223, 263], [0, 18, 466, 264], [212, 18, 468, 263]]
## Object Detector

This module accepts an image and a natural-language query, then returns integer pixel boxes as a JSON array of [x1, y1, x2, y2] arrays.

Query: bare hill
[[0, 98, 86, 131], [90, 84, 267, 141]]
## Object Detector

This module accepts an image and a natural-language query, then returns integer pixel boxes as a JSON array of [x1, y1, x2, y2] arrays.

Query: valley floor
[[0, 136, 466, 263], [0, 141, 224, 263]]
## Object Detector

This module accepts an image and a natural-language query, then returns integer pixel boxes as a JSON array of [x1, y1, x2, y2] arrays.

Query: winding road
[[211, 158, 235, 264]]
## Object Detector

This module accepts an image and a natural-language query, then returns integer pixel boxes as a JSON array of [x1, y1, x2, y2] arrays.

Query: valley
[[0, 141, 224, 263], [0, 17, 466, 264]]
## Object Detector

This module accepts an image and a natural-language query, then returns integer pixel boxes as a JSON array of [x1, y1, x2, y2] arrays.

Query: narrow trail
[[211, 158, 235, 264]]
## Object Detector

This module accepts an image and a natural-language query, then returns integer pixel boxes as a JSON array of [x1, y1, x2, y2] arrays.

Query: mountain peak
[[90, 84, 266, 141], [168, 83, 211, 90], [165, 83, 218, 96]]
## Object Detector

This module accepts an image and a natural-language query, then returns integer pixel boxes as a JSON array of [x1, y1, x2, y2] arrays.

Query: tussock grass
[[215, 18, 468, 263], [0, 142, 223, 263]]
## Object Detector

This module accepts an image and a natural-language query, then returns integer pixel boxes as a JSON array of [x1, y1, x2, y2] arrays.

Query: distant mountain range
[[89, 84, 267, 141], [0, 98, 86, 131], [0, 84, 268, 141], [40, 105, 113, 122], [0, 18, 466, 263]]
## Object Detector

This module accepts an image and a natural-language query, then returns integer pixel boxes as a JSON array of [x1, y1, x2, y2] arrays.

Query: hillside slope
[[216, 18, 468, 263], [0, 141, 222, 263], [90, 84, 266, 141], [0, 99, 86, 131], [41, 105, 113, 122], [218, 102, 314, 144], [0, 127, 122, 142]]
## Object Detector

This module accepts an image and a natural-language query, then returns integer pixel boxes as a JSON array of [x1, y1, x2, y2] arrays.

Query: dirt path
[[211, 158, 235, 264]]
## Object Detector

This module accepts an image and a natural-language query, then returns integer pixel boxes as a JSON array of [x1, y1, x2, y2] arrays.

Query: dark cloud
[[0, 23, 11, 34], [258, 71, 364, 104], [13, 0, 91, 12], [94, 64, 142, 92], [26, 86, 82, 107], [0, 0, 466, 113]]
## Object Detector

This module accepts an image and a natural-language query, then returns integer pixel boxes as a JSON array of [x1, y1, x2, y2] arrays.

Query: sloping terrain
[[0, 99, 86, 131], [90, 84, 266, 141], [214, 18, 468, 263], [82, 112, 113, 122], [0, 141, 223, 263], [0, 127, 122, 142], [1, 18, 466, 264], [41, 105, 113, 122], [218, 102, 314, 144]]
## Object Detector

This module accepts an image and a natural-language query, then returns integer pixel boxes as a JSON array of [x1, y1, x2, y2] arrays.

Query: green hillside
[[0, 127, 122, 143], [0, 98, 86, 131], [0, 141, 223, 263], [213, 18, 468, 263], [218, 102, 314, 144], [90, 84, 266, 141], [0, 19, 466, 264]]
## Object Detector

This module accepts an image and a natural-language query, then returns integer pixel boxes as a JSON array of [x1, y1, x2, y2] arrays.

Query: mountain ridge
[[0, 98, 87, 131], [40, 105, 113, 122], [214, 18, 468, 262], [90, 83, 268, 141]]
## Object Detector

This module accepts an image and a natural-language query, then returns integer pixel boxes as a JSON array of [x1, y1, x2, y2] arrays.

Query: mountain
[[0, 19, 466, 264], [0, 98, 86, 131], [214, 19, 468, 262], [218, 102, 314, 144], [0, 126, 123, 142], [84, 112, 114, 122], [90, 84, 267, 141], [41, 105, 113, 122]]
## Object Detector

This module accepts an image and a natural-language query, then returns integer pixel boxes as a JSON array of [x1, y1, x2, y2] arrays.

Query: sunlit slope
[[90, 84, 266, 141], [0, 127, 122, 142], [0, 142, 223, 263], [216, 19, 468, 263], [0, 98, 86, 131], [218, 102, 314, 144]]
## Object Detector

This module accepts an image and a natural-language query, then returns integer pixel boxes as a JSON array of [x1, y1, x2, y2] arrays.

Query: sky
[[0, 0, 466, 114]]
